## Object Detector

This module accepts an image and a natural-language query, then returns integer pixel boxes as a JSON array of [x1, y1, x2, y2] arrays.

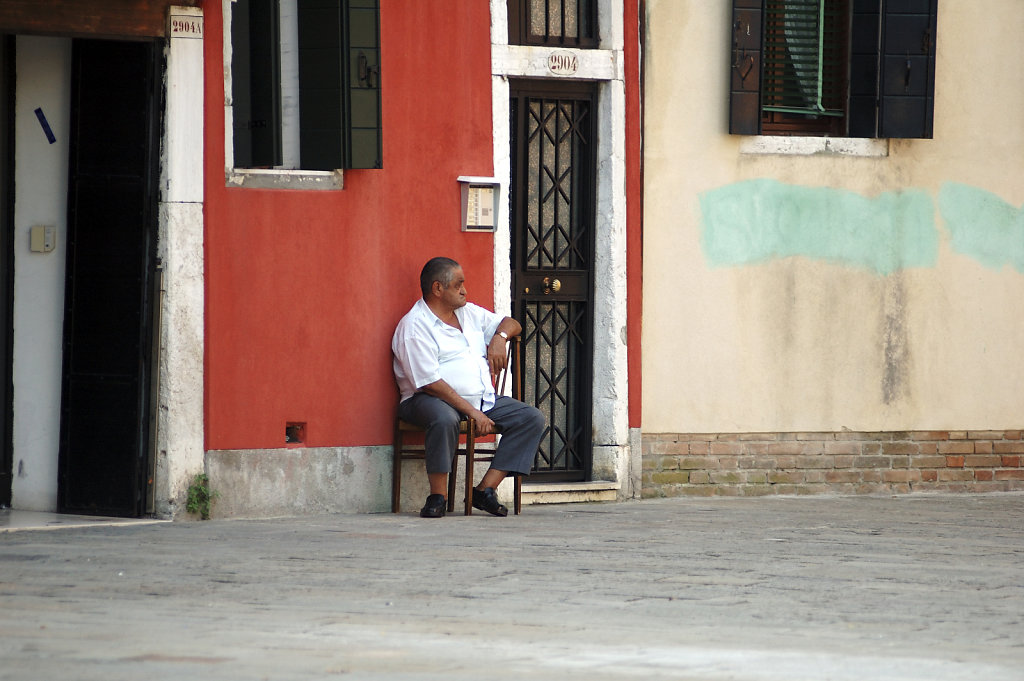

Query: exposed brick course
[[642, 430, 1024, 499], [938, 441, 974, 455], [995, 441, 1024, 455]]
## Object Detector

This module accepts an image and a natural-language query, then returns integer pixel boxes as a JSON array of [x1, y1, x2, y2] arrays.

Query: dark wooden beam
[[0, 0, 202, 40]]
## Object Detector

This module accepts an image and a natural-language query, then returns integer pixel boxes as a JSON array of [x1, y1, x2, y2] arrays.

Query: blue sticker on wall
[[34, 108, 56, 144]]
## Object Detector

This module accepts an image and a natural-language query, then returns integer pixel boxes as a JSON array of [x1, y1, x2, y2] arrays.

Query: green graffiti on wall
[[699, 179, 938, 275], [939, 183, 1024, 273]]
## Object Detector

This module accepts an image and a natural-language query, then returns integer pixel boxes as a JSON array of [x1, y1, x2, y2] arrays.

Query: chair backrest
[[495, 335, 521, 401]]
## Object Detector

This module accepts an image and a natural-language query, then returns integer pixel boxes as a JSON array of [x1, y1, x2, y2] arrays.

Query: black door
[[510, 80, 596, 482], [57, 40, 160, 517], [0, 36, 12, 508]]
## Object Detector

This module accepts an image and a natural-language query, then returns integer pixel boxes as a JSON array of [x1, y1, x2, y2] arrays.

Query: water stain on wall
[[881, 275, 910, 406], [699, 179, 938, 275], [694, 179, 1022, 417]]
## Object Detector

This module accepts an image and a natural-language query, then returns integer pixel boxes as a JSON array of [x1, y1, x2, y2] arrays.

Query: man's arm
[[419, 379, 496, 436], [486, 316, 522, 378]]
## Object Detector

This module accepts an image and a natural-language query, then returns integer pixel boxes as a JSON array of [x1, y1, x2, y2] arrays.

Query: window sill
[[739, 136, 889, 158], [225, 168, 345, 190]]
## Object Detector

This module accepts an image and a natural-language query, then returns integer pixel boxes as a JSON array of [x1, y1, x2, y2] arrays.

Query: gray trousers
[[397, 394, 545, 476]]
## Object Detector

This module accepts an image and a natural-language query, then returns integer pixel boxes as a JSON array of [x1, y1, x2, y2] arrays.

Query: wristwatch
[[496, 331, 509, 342]]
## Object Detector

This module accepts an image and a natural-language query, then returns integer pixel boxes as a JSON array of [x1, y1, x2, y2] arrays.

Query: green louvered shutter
[[761, 0, 844, 119], [729, 0, 763, 135], [878, 0, 936, 139]]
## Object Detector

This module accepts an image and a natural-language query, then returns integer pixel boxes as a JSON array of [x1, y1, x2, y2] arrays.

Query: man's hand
[[469, 409, 496, 437], [487, 318, 521, 382], [419, 379, 495, 435]]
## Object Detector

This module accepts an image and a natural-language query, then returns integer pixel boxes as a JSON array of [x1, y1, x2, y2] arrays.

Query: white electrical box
[[458, 176, 500, 233], [29, 225, 56, 253]]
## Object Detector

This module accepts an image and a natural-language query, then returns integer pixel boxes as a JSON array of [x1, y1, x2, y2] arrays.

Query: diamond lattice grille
[[523, 301, 586, 474], [525, 98, 590, 271]]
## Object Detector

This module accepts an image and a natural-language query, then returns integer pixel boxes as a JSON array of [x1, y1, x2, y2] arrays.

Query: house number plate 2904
[[548, 51, 579, 76]]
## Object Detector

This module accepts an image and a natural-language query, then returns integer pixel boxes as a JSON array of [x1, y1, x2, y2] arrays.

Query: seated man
[[392, 257, 545, 518]]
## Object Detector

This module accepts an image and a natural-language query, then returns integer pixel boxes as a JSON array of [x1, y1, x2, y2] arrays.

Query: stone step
[[520, 480, 620, 505]]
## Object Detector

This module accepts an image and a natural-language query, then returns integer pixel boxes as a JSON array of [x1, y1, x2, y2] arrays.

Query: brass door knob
[[542, 277, 561, 294]]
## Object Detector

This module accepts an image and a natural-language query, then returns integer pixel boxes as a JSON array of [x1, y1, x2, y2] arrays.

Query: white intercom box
[[458, 176, 500, 233], [29, 225, 56, 253]]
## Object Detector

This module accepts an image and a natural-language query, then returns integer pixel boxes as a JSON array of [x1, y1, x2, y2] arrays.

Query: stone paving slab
[[1, 494, 1022, 680], [0, 509, 168, 533]]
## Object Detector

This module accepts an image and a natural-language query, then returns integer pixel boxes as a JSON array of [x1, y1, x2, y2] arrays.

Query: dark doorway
[[0, 36, 13, 508], [57, 39, 161, 517], [509, 80, 596, 482]]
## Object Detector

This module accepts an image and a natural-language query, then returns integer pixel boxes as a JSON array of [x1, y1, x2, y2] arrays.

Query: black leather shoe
[[419, 494, 446, 518], [472, 487, 508, 517]]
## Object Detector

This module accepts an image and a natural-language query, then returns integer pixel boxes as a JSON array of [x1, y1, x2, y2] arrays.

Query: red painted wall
[[624, 0, 644, 430], [203, 1, 497, 449]]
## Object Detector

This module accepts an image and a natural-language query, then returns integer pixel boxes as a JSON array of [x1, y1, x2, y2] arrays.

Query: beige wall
[[11, 37, 71, 511], [642, 2, 1024, 433]]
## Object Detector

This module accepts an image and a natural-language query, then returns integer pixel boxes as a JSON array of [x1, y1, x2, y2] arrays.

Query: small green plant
[[186, 473, 219, 520]]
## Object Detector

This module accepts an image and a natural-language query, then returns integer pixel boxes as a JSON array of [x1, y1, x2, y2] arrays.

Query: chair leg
[[446, 450, 457, 513], [464, 429, 475, 516], [514, 475, 522, 515], [392, 428, 402, 513]]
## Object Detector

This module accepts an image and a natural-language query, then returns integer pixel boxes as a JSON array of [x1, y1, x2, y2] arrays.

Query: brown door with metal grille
[[510, 80, 595, 483]]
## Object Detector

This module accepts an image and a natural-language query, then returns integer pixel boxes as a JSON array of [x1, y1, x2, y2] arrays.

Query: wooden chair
[[392, 336, 523, 516]]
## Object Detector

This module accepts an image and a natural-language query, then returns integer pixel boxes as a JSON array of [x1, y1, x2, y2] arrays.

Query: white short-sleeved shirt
[[392, 299, 504, 409]]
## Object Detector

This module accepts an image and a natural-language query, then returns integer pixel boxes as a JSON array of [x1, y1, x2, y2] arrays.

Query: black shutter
[[233, 0, 282, 168], [343, 0, 382, 169], [878, 0, 936, 138], [729, 0, 763, 135], [298, 0, 344, 170], [848, 0, 881, 137], [297, 0, 381, 170]]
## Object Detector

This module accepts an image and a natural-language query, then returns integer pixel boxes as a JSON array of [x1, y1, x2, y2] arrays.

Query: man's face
[[439, 267, 467, 310]]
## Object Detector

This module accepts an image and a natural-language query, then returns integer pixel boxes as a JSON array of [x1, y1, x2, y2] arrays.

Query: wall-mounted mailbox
[[458, 176, 500, 232], [29, 225, 56, 253]]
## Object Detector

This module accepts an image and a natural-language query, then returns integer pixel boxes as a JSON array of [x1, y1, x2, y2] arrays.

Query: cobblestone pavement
[[1, 494, 1022, 680]]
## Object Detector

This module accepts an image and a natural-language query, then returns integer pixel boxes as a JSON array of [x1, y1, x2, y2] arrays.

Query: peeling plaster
[[939, 183, 1024, 273], [699, 179, 938, 275]]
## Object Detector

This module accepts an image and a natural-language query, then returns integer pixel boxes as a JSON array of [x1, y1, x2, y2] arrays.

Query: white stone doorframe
[[154, 6, 205, 517], [488, 1, 635, 498]]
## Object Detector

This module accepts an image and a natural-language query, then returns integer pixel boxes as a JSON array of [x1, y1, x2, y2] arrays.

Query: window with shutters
[[730, 0, 936, 139], [231, 0, 382, 172], [507, 0, 598, 48]]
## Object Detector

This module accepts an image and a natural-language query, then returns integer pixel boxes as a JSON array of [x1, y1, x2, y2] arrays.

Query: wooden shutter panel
[[729, 0, 763, 135], [343, 0, 382, 169], [235, 0, 283, 168], [848, 0, 881, 137], [878, 0, 936, 139], [298, 0, 344, 170]]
